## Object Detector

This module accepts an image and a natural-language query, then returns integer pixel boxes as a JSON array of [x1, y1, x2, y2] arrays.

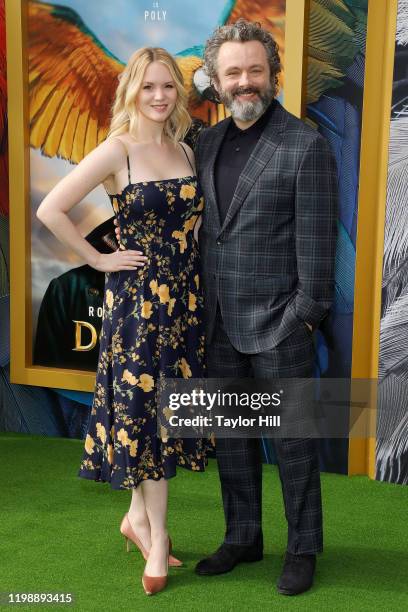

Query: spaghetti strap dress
[[78, 143, 210, 489]]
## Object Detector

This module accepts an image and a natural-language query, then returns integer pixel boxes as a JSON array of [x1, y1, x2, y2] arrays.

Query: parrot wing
[[28, 0, 124, 164]]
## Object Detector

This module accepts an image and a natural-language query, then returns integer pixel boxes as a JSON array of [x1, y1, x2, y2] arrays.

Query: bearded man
[[194, 19, 338, 596]]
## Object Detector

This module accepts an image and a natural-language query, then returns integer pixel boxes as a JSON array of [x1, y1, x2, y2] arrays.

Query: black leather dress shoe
[[277, 552, 316, 595], [195, 542, 263, 576]]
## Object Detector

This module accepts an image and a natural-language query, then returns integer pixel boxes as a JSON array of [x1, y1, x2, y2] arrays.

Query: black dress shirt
[[214, 100, 276, 225]]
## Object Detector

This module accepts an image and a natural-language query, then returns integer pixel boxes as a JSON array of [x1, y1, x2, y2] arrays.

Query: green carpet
[[1, 432, 407, 611]]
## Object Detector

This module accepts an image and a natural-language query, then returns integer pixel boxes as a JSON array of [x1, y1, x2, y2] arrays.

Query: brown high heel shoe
[[120, 513, 148, 559], [142, 537, 169, 596], [120, 513, 183, 567]]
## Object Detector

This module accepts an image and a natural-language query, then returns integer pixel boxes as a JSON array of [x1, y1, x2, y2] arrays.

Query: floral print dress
[[78, 149, 210, 489]]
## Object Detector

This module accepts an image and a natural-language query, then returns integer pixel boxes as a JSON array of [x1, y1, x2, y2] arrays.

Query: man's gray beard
[[219, 86, 274, 122]]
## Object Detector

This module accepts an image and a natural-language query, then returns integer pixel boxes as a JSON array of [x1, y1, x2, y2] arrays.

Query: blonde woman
[[36, 47, 208, 595]]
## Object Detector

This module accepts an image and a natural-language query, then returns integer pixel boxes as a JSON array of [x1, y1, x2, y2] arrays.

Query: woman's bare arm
[[36, 138, 147, 272]]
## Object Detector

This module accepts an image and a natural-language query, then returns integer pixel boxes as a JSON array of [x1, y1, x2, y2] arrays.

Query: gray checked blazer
[[195, 99, 338, 354]]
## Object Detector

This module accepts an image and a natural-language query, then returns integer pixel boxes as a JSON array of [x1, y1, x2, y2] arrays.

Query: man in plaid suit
[[194, 20, 338, 595]]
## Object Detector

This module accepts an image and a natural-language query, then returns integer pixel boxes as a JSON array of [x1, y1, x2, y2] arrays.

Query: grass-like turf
[[1, 432, 407, 611]]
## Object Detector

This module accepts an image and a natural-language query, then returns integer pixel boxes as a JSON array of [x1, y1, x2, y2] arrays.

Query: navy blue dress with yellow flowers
[[78, 144, 209, 489]]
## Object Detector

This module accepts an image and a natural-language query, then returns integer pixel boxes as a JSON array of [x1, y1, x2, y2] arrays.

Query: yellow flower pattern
[[96, 422, 106, 444], [158, 283, 170, 304], [85, 434, 95, 455], [188, 292, 197, 311], [171, 230, 188, 254], [167, 297, 176, 316], [117, 428, 130, 446], [122, 369, 137, 386], [180, 184, 196, 200], [138, 373, 154, 393], [141, 300, 152, 319], [180, 357, 192, 379], [78, 173, 213, 489], [105, 290, 114, 310]]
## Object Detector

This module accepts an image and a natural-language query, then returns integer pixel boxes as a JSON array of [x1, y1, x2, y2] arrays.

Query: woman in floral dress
[[36, 47, 210, 595]]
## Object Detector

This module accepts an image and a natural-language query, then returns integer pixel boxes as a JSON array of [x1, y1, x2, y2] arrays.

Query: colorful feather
[[307, 0, 367, 103], [29, 0, 124, 163]]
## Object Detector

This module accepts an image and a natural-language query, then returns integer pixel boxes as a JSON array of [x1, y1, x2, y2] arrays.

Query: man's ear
[[211, 77, 220, 95]]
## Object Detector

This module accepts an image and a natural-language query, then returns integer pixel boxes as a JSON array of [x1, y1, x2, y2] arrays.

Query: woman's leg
[[128, 484, 151, 552], [141, 478, 169, 577]]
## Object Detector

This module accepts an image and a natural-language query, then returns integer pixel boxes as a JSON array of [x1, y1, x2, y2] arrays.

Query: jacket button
[[216, 240, 222, 245]]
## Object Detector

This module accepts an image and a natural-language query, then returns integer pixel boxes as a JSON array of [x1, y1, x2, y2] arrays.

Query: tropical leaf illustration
[[307, 0, 367, 103], [377, 115, 408, 371], [379, 292, 408, 380], [382, 116, 408, 279], [396, 0, 408, 46], [334, 220, 355, 314], [377, 78, 408, 482], [376, 374, 408, 485]]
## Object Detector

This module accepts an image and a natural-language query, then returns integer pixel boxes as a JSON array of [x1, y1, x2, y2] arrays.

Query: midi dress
[[77, 143, 209, 489]]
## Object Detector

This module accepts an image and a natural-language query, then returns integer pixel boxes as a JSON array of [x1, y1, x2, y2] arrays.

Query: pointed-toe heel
[[141, 537, 169, 596], [141, 573, 168, 596], [120, 513, 148, 561], [120, 514, 183, 567]]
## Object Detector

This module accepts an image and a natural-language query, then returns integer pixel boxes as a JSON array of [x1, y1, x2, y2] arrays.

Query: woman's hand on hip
[[93, 249, 147, 272]]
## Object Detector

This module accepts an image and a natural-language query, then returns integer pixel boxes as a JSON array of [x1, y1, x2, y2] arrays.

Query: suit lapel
[[201, 118, 231, 231], [219, 101, 289, 235]]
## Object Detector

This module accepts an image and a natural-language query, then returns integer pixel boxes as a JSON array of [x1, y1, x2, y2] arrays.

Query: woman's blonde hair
[[108, 47, 191, 143]]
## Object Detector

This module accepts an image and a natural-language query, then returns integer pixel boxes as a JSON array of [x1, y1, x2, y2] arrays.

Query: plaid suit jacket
[[196, 99, 338, 353]]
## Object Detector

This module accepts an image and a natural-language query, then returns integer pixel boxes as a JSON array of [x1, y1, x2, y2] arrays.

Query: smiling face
[[136, 61, 178, 123], [213, 40, 274, 123]]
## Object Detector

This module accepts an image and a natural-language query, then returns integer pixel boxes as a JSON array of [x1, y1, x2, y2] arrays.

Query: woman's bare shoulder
[[95, 136, 131, 173], [103, 135, 130, 156]]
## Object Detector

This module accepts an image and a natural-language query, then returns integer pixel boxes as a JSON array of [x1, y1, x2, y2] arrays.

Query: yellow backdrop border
[[348, 0, 398, 477]]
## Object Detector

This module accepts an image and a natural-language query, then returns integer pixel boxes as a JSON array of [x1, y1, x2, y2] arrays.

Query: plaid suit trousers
[[207, 303, 323, 555]]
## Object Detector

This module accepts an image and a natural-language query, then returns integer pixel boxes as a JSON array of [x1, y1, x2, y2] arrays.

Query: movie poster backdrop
[[29, 0, 288, 373]]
